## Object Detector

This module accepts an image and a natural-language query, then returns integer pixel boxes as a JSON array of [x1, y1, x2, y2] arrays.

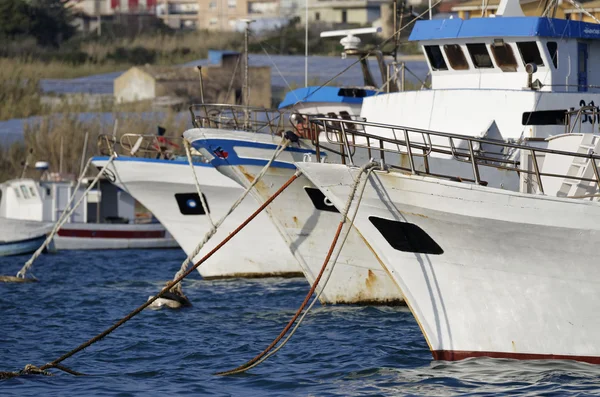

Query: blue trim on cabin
[[91, 156, 212, 167], [278, 86, 377, 109], [189, 138, 323, 169], [409, 17, 600, 42]]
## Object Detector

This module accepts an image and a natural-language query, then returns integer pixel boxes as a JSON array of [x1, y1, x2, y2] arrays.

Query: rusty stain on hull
[[203, 271, 304, 280]]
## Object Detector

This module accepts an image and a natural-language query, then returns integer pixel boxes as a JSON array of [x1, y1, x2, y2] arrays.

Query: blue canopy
[[278, 86, 377, 109], [409, 17, 600, 42]]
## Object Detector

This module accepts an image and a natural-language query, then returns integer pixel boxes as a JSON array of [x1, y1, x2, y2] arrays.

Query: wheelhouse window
[[20, 185, 30, 199], [490, 42, 518, 72], [424, 45, 448, 71], [443, 44, 469, 70], [466, 43, 494, 68], [547, 41, 558, 68], [517, 41, 544, 66]]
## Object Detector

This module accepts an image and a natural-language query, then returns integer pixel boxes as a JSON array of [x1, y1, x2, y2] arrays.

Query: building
[[68, 0, 157, 32], [451, 0, 600, 20], [114, 50, 271, 108], [156, 0, 199, 29], [300, 0, 388, 26], [197, 0, 283, 30]]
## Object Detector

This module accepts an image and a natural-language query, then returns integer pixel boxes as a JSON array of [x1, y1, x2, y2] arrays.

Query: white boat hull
[[53, 222, 179, 250], [91, 157, 301, 279], [185, 128, 404, 304], [0, 217, 52, 256], [298, 162, 600, 363]]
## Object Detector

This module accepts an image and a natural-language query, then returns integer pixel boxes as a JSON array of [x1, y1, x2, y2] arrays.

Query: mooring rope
[[170, 137, 290, 296], [2, 172, 300, 378], [183, 140, 214, 227], [15, 154, 117, 280], [217, 161, 380, 375]]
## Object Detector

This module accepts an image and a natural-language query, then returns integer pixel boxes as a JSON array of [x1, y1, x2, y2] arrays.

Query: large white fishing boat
[[289, 0, 600, 363], [184, 104, 405, 304], [92, 134, 301, 279]]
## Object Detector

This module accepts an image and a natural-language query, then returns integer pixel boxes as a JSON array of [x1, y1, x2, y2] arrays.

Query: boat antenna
[[79, 131, 89, 177], [240, 19, 254, 128], [20, 148, 33, 179], [305, 0, 309, 87], [197, 65, 205, 104]]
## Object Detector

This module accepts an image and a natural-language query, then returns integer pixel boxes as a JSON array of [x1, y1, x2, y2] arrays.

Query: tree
[[29, 0, 76, 46], [0, 0, 32, 38], [0, 0, 75, 46]]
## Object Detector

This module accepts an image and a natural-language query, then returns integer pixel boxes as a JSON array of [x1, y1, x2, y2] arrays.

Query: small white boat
[[0, 217, 52, 256], [0, 176, 178, 251]]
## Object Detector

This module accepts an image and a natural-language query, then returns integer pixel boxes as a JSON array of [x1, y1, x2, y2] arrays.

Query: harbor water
[[2, 249, 600, 395]]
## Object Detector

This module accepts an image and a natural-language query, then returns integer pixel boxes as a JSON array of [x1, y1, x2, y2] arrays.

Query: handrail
[[97, 133, 190, 160], [308, 116, 600, 195], [189, 103, 289, 135]]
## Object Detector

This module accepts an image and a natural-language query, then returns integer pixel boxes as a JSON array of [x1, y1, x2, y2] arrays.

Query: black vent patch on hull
[[369, 216, 443, 255], [304, 187, 340, 213], [175, 193, 210, 215]]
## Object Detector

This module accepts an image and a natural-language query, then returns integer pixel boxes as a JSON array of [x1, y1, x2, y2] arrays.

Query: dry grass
[[0, 110, 190, 182]]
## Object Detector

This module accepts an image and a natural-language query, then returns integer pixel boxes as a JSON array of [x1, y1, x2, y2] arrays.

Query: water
[[2, 249, 600, 396]]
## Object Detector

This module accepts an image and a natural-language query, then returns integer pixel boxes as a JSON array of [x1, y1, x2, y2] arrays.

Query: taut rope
[[169, 137, 290, 297], [217, 161, 380, 375], [2, 172, 300, 378], [14, 153, 117, 280]]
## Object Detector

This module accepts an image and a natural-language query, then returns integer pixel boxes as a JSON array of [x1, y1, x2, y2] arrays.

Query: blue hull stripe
[[189, 138, 322, 169], [91, 156, 212, 167]]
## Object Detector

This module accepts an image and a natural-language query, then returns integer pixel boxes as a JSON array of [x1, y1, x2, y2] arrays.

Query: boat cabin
[[0, 178, 146, 225], [360, 0, 600, 145]]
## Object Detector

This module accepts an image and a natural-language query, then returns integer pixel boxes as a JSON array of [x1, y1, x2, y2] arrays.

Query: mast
[[241, 19, 254, 127], [305, 0, 308, 87]]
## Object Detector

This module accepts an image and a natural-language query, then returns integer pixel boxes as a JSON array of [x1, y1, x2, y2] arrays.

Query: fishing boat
[[0, 166, 178, 250], [291, 0, 600, 363], [181, 26, 412, 304], [91, 134, 302, 279], [0, 217, 52, 257]]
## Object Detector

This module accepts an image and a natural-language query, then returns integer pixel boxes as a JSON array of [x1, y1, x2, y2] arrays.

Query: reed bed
[[0, 110, 190, 183]]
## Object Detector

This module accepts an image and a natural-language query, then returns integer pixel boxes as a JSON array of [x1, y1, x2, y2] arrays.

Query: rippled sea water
[[2, 249, 600, 396]]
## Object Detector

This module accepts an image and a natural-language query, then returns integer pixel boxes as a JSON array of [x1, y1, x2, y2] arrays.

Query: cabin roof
[[409, 16, 600, 41], [278, 86, 377, 109]]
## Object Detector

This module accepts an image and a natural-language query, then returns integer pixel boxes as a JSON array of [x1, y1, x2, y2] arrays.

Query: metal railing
[[566, 105, 600, 134], [189, 104, 289, 135], [308, 116, 600, 196], [97, 133, 191, 160]]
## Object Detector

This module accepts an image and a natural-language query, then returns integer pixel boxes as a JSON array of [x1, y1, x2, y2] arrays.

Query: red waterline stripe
[[57, 229, 165, 239], [433, 350, 600, 365]]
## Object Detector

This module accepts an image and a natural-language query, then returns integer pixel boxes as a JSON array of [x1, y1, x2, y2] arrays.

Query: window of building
[[466, 43, 494, 68], [547, 41, 558, 68], [228, 0, 236, 8], [315, 12, 320, 21], [209, 1, 216, 9], [341, 10, 347, 23], [209, 17, 218, 25], [443, 44, 469, 70], [424, 45, 448, 71], [490, 42, 518, 72], [517, 41, 544, 66]]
